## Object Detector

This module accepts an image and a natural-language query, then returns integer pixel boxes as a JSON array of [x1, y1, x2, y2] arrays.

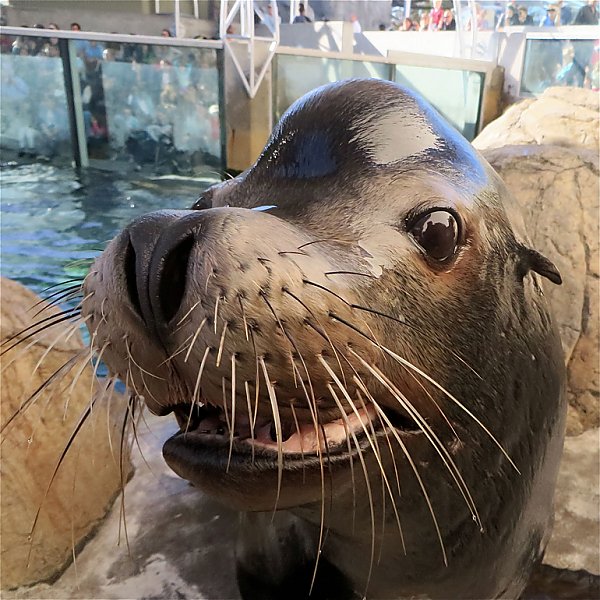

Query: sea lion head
[[82, 79, 565, 596]]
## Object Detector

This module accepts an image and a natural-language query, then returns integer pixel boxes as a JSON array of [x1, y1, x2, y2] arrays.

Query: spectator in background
[[350, 14, 362, 33], [497, 4, 519, 28], [574, 0, 598, 24], [541, 5, 560, 26], [161, 28, 172, 37], [70, 22, 81, 31], [378, 23, 386, 31], [419, 12, 431, 31], [401, 17, 417, 31], [440, 9, 456, 30], [517, 5, 534, 25], [429, 0, 444, 30], [261, 4, 280, 33], [557, 1, 572, 24], [293, 3, 312, 23]]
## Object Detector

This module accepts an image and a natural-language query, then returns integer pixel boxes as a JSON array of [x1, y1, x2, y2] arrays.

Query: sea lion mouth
[[168, 398, 421, 461]]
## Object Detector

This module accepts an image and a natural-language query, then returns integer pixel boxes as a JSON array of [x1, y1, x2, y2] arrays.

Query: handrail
[[0, 26, 223, 49], [276, 44, 496, 75]]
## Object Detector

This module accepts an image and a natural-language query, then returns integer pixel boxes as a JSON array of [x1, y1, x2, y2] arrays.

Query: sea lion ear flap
[[518, 245, 562, 285]]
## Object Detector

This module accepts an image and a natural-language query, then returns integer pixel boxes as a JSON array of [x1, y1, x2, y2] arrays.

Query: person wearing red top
[[429, 0, 444, 30]]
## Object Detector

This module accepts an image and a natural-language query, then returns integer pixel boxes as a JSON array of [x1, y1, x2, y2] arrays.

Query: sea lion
[[81, 79, 566, 599]]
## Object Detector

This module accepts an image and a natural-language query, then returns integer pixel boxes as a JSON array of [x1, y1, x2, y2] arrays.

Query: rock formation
[[1, 277, 131, 589]]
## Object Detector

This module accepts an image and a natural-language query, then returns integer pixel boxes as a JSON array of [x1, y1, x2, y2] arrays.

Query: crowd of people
[[387, 0, 598, 32], [384, 1, 598, 90], [0, 22, 222, 171]]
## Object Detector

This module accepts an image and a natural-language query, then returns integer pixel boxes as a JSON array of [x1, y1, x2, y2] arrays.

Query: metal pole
[[175, 0, 181, 37], [194, 0, 199, 19], [59, 38, 89, 169]]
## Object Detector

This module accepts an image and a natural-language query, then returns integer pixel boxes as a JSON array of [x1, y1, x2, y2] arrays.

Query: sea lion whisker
[[301, 279, 351, 307], [156, 333, 195, 367], [281, 289, 349, 389], [204, 269, 214, 294], [331, 313, 518, 474], [213, 294, 221, 334], [175, 298, 203, 328], [237, 296, 250, 342], [124, 338, 165, 381], [103, 377, 120, 466], [37, 278, 84, 296], [25, 396, 98, 568], [0, 350, 88, 439], [124, 345, 160, 408], [62, 344, 99, 421], [370, 390, 402, 499], [377, 345, 519, 475], [222, 378, 232, 433], [31, 290, 85, 319], [248, 330, 260, 429], [90, 341, 111, 399], [257, 292, 321, 435], [349, 304, 406, 326], [362, 388, 448, 567], [0, 309, 82, 355], [327, 384, 376, 598], [406, 368, 461, 441], [297, 238, 354, 250], [290, 402, 306, 482], [128, 396, 157, 478], [258, 357, 283, 515], [227, 354, 238, 473], [192, 346, 211, 406], [184, 317, 207, 363], [348, 351, 482, 529], [324, 271, 376, 279], [215, 321, 228, 368], [30, 284, 84, 316], [1, 319, 77, 375], [117, 396, 134, 556], [340, 404, 357, 533], [244, 381, 256, 465], [320, 357, 405, 552]]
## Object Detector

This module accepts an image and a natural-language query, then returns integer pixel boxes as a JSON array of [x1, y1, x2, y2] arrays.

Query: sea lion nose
[[121, 209, 200, 329], [153, 232, 195, 323]]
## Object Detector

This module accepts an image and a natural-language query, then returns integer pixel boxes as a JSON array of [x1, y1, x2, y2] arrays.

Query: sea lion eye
[[408, 210, 460, 262], [191, 194, 212, 210]]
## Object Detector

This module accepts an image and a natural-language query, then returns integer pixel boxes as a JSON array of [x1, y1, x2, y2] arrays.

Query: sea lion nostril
[[124, 237, 143, 319], [158, 234, 195, 322]]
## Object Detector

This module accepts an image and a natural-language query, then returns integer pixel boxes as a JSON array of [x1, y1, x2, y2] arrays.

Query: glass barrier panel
[[75, 41, 223, 174], [521, 38, 600, 94], [1, 37, 71, 161], [274, 54, 389, 121], [394, 65, 483, 140]]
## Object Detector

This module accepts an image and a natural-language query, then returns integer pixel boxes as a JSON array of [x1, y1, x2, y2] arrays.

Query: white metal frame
[[220, 0, 280, 98]]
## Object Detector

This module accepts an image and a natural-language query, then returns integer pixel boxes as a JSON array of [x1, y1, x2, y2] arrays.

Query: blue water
[[0, 163, 219, 296]]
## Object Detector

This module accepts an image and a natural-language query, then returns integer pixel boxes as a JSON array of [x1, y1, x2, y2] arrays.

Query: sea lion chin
[[82, 79, 566, 599]]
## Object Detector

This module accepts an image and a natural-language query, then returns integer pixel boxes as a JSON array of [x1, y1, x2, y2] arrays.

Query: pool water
[[0, 163, 219, 297]]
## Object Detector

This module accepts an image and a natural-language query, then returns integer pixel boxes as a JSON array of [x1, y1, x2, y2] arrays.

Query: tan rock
[[474, 87, 599, 152], [1, 277, 131, 589], [478, 145, 599, 434], [543, 428, 600, 574]]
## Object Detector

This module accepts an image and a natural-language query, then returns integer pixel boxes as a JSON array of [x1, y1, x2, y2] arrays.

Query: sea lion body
[[82, 80, 566, 599]]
